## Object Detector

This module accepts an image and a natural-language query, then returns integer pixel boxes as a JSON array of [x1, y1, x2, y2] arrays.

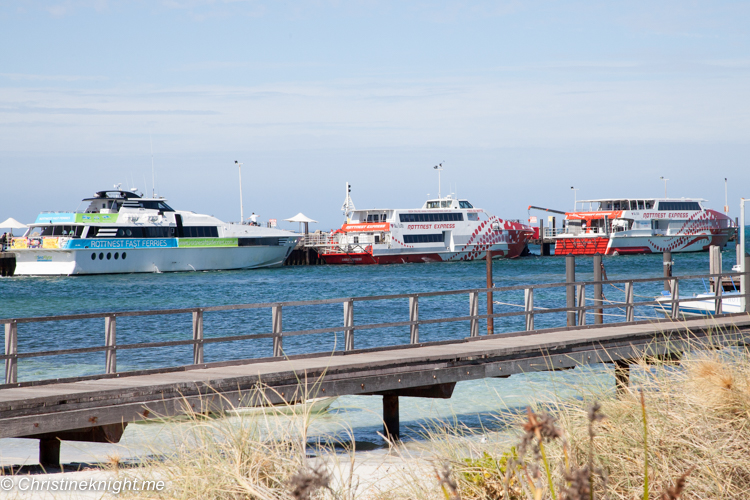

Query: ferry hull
[[554, 233, 731, 256], [13, 245, 296, 276], [320, 241, 528, 265]]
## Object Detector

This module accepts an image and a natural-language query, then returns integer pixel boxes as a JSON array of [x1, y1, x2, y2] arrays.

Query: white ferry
[[9, 189, 299, 275], [551, 198, 735, 256], [316, 192, 533, 264]]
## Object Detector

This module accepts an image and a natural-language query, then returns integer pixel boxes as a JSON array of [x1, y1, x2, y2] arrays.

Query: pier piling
[[382, 395, 399, 441], [614, 360, 630, 395]]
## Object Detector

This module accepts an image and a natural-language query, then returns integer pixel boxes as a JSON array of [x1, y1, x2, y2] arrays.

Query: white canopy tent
[[284, 213, 318, 235], [1, 217, 27, 236]]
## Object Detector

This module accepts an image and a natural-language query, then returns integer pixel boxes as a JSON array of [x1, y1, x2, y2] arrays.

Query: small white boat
[[654, 290, 743, 318]]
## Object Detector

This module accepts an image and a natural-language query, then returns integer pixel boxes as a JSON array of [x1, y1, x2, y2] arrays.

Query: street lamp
[[235, 161, 244, 223], [659, 176, 669, 198], [571, 186, 579, 211]]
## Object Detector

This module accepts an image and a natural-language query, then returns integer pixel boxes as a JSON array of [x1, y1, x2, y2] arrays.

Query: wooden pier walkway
[[2, 263, 748, 466], [2, 314, 749, 465]]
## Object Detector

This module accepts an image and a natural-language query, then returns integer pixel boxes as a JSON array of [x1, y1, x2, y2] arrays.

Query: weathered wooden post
[[577, 284, 586, 325], [593, 253, 603, 324], [4, 320, 17, 385], [469, 292, 479, 337], [714, 276, 723, 315], [670, 278, 680, 320], [193, 309, 204, 364], [409, 295, 419, 344], [663, 251, 673, 291], [566, 254, 575, 326], [486, 249, 494, 334], [272, 305, 283, 357], [524, 288, 534, 331], [105, 315, 116, 374], [383, 395, 399, 441], [344, 299, 354, 351], [625, 282, 634, 322]]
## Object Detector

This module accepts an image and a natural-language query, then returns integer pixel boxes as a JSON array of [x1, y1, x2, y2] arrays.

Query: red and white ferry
[[316, 191, 534, 265], [552, 198, 735, 256]]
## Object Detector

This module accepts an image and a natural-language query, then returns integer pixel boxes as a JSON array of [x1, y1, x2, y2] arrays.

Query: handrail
[[2, 270, 748, 385]]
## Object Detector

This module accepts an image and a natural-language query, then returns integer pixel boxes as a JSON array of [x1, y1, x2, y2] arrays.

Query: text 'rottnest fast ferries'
[[9, 189, 299, 275], [314, 193, 534, 264], [551, 197, 735, 256]]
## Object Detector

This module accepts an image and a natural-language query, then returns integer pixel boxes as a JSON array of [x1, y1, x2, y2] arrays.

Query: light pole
[[235, 161, 244, 223], [659, 176, 669, 198], [571, 186, 579, 211]]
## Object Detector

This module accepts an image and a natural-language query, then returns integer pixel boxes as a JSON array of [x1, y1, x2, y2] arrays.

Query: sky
[[1, 0, 749, 230]]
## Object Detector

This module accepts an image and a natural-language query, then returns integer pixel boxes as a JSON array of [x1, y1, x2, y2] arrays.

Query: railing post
[[5, 321, 17, 385], [577, 284, 586, 326], [663, 251, 673, 291], [625, 281, 634, 322], [344, 299, 354, 351], [272, 305, 283, 357], [409, 296, 419, 344], [524, 288, 534, 331], [469, 291, 479, 337], [593, 253, 603, 324], [566, 254, 576, 326], [670, 279, 680, 320], [193, 309, 204, 364], [714, 274, 723, 315], [105, 315, 116, 374]]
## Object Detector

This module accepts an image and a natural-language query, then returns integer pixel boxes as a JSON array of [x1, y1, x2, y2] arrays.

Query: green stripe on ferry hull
[[177, 238, 239, 248]]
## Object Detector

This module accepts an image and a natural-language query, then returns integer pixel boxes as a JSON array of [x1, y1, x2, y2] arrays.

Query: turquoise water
[[0, 243, 745, 449], [0, 244, 743, 381]]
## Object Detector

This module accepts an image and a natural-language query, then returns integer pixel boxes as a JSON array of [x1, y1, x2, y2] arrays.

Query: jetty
[[2, 254, 748, 466]]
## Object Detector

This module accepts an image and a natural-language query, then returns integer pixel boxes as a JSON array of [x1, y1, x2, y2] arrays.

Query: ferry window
[[107, 252, 112, 260], [645, 201, 654, 209], [99, 252, 104, 260], [629, 201, 637, 210], [399, 213, 463, 223], [381, 214, 387, 222], [114, 252, 119, 260], [239, 237, 281, 246], [91, 253, 96, 260], [657, 201, 701, 211], [403, 233, 445, 244], [426, 201, 440, 209], [40, 226, 53, 236], [613, 202, 620, 210], [638, 201, 644, 210], [441, 201, 451, 208], [459, 201, 473, 209], [375, 235, 380, 243], [122, 252, 127, 259]]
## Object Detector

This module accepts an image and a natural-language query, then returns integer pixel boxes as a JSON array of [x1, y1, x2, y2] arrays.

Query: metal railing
[[2, 271, 748, 387]]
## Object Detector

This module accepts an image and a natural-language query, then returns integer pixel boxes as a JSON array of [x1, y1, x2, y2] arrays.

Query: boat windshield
[[459, 201, 473, 209]]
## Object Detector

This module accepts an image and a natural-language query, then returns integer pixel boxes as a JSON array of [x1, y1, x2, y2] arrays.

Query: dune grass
[[119, 332, 750, 500]]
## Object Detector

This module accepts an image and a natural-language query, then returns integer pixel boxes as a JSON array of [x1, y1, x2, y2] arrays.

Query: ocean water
[[0, 243, 745, 451]]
